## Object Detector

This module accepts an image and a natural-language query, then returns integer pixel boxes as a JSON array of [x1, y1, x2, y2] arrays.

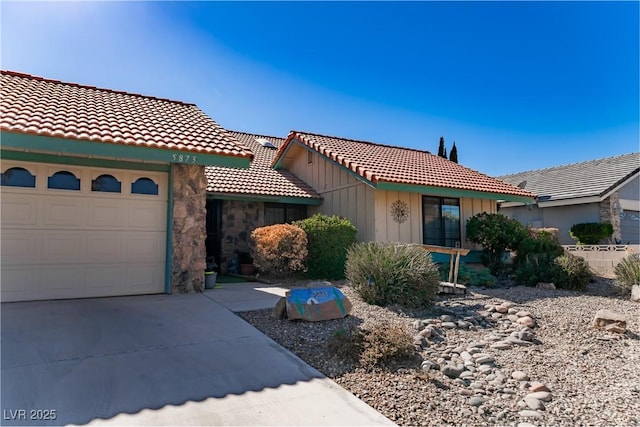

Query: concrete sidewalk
[[1, 291, 394, 426], [204, 281, 288, 312]]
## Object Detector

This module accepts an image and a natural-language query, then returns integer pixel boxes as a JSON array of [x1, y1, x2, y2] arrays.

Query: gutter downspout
[[164, 164, 174, 294]]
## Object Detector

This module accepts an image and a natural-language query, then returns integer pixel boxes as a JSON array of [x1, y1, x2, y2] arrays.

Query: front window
[[264, 203, 308, 225], [422, 196, 460, 247]]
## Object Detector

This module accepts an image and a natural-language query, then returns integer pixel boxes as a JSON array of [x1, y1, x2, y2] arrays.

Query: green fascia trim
[[1, 149, 170, 172], [1, 132, 250, 168], [164, 164, 175, 295], [208, 193, 323, 205], [376, 181, 535, 204], [272, 138, 376, 189]]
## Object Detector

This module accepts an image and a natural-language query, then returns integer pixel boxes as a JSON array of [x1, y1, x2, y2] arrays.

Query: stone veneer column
[[171, 164, 207, 293], [600, 192, 621, 243], [220, 200, 264, 273]]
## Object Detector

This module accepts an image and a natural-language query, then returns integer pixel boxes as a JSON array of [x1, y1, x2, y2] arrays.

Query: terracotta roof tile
[[205, 131, 322, 200], [277, 131, 535, 199], [0, 70, 252, 158]]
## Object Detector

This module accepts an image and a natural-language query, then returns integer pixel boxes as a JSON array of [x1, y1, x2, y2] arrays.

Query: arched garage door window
[[48, 171, 80, 190], [92, 174, 121, 193], [131, 177, 159, 195], [1, 167, 36, 188]]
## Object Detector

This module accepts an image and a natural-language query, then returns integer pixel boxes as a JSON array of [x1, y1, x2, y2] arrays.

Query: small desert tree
[[466, 213, 528, 274]]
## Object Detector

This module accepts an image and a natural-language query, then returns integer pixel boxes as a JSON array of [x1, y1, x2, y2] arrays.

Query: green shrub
[[515, 230, 564, 265], [474, 268, 498, 287], [466, 213, 528, 275], [294, 214, 357, 280], [513, 229, 565, 287], [614, 253, 640, 294], [552, 254, 592, 290], [345, 242, 440, 308], [440, 262, 497, 287], [328, 324, 416, 369], [250, 224, 308, 278], [569, 222, 613, 245]]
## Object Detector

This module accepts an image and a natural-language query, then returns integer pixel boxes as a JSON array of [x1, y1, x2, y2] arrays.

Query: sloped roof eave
[[376, 180, 536, 203]]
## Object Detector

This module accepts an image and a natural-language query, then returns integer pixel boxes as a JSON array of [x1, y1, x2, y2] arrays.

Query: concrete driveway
[[1, 290, 394, 426]]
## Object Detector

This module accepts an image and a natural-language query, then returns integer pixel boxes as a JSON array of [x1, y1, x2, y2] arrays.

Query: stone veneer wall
[[171, 164, 207, 293], [220, 200, 264, 273], [600, 192, 622, 243]]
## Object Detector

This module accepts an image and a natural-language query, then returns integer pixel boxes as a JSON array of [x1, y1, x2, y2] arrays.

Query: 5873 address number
[[171, 154, 197, 164]]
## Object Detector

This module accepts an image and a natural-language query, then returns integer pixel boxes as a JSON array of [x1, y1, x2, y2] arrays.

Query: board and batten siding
[[374, 190, 496, 247], [280, 142, 498, 247], [282, 144, 375, 241]]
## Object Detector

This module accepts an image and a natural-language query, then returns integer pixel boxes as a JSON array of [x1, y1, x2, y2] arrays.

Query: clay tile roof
[[277, 131, 535, 199], [0, 70, 252, 158], [205, 131, 322, 200], [498, 152, 640, 202]]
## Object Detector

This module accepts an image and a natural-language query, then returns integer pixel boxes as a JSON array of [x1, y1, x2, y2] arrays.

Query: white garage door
[[1, 160, 168, 302]]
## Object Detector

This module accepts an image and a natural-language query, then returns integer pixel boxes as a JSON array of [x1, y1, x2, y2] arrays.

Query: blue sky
[[1, 1, 638, 176]]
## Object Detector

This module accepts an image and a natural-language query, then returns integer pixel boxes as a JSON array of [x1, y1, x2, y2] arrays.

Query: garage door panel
[[44, 198, 84, 227], [1, 267, 36, 298], [87, 199, 126, 228], [1, 161, 167, 301], [87, 265, 125, 291], [0, 231, 39, 262], [128, 201, 166, 229], [40, 267, 84, 293], [125, 233, 166, 261], [1, 195, 38, 226], [125, 263, 165, 292], [41, 233, 84, 261]]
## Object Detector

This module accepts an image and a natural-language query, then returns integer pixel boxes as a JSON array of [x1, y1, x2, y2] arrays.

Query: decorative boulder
[[631, 285, 640, 302], [592, 309, 627, 333], [285, 286, 352, 321]]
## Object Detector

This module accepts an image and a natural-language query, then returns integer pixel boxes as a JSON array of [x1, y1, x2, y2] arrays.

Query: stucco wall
[[619, 176, 640, 200], [502, 203, 601, 245]]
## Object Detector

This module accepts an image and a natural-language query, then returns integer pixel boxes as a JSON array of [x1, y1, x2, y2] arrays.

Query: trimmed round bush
[[551, 253, 592, 290], [294, 214, 357, 280], [345, 242, 440, 308], [569, 222, 613, 245], [250, 224, 308, 279]]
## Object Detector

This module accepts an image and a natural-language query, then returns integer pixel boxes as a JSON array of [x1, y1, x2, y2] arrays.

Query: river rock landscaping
[[239, 278, 640, 426]]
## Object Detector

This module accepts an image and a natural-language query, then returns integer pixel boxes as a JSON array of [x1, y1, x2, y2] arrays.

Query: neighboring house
[[204, 132, 322, 271], [0, 70, 252, 302], [498, 153, 640, 245], [270, 131, 535, 261]]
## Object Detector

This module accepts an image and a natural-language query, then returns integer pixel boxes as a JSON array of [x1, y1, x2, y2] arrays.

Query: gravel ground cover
[[239, 279, 640, 426]]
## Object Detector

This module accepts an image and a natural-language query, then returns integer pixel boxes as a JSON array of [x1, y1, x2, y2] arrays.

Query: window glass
[[264, 203, 308, 226], [48, 171, 80, 190], [422, 196, 460, 247], [1, 167, 36, 188], [92, 174, 121, 193], [131, 177, 159, 195]]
